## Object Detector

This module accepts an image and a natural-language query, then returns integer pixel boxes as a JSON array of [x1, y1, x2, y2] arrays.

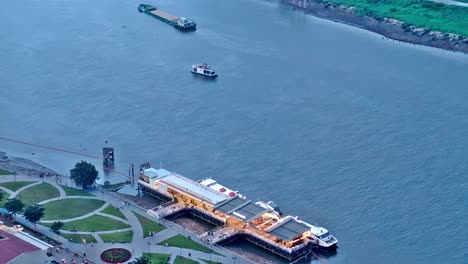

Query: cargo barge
[[139, 167, 338, 262], [138, 4, 196, 31]]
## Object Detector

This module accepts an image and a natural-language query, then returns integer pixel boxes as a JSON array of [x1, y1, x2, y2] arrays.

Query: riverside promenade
[[0, 173, 253, 264]]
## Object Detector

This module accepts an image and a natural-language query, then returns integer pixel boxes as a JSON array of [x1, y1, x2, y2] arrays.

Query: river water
[[1, 0, 468, 263]]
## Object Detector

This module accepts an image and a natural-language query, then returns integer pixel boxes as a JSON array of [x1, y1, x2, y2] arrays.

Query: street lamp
[[232, 256, 237, 264]]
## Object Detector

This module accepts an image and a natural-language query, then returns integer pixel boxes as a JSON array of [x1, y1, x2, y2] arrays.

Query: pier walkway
[[0, 173, 253, 264]]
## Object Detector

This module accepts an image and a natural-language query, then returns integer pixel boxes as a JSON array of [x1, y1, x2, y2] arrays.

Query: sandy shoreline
[[285, 0, 468, 53], [0, 150, 58, 176]]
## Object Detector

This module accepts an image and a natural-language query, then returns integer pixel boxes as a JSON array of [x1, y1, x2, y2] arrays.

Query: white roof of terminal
[[143, 168, 171, 179], [159, 174, 228, 205]]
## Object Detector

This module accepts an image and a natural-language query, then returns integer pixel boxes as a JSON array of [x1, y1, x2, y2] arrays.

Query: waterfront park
[[0, 167, 228, 264]]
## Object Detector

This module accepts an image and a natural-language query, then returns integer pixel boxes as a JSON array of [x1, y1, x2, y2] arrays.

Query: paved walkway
[[0, 174, 253, 264], [430, 0, 468, 7]]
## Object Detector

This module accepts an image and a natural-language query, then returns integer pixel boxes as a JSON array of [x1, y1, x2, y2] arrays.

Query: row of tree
[[0, 191, 63, 237]]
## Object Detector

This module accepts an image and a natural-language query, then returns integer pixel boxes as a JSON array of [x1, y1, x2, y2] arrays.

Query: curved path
[[38, 196, 101, 205], [10, 181, 42, 198], [45, 181, 66, 198], [0, 185, 14, 195], [39, 200, 110, 223], [1, 174, 252, 264]]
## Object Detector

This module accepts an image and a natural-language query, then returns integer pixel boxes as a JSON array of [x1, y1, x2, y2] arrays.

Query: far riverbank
[[285, 0, 468, 53]]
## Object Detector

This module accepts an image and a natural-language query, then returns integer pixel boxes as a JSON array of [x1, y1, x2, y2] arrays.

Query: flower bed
[[100, 248, 131, 263]]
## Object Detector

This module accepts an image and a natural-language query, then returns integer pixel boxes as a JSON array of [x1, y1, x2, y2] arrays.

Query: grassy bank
[[0, 169, 13, 175], [323, 0, 468, 37]]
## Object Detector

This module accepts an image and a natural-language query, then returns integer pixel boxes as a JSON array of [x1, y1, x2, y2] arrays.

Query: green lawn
[[158, 235, 216, 254], [60, 185, 94, 197], [63, 233, 96, 244], [174, 256, 199, 264], [0, 169, 13, 175], [99, 230, 133, 243], [143, 253, 171, 263], [200, 259, 220, 264], [0, 189, 9, 207], [101, 182, 127, 191], [322, 0, 468, 37], [52, 215, 130, 231], [42, 198, 105, 220], [134, 212, 166, 237], [100, 204, 127, 220], [17, 183, 60, 206], [0, 181, 35, 192]]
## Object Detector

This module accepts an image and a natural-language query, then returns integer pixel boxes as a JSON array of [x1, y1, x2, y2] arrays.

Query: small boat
[[191, 63, 217, 77]]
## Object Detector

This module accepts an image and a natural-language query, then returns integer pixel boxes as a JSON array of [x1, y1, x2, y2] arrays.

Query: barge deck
[[138, 4, 196, 31]]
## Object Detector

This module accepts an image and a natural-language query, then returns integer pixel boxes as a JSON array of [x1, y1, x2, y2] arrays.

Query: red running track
[[0, 230, 41, 264]]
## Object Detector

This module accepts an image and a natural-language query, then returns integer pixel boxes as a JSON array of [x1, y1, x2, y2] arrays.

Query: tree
[[70, 160, 99, 189], [5, 198, 24, 220], [50, 221, 64, 239], [24, 204, 45, 232], [129, 256, 150, 264]]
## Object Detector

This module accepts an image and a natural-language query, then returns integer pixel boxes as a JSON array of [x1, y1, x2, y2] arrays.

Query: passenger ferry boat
[[295, 217, 338, 248], [191, 64, 217, 77]]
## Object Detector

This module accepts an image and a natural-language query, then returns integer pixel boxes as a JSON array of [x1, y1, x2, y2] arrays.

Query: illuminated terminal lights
[[138, 168, 315, 260]]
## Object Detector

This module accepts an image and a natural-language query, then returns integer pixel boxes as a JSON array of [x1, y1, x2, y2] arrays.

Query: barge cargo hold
[[138, 4, 196, 31]]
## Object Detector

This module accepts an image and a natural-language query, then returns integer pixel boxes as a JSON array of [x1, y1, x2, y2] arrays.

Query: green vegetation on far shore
[[322, 0, 468, 37], [42, 198, 105, 220], [0, 181, 35, 192], [454, 0, 468, 3]]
